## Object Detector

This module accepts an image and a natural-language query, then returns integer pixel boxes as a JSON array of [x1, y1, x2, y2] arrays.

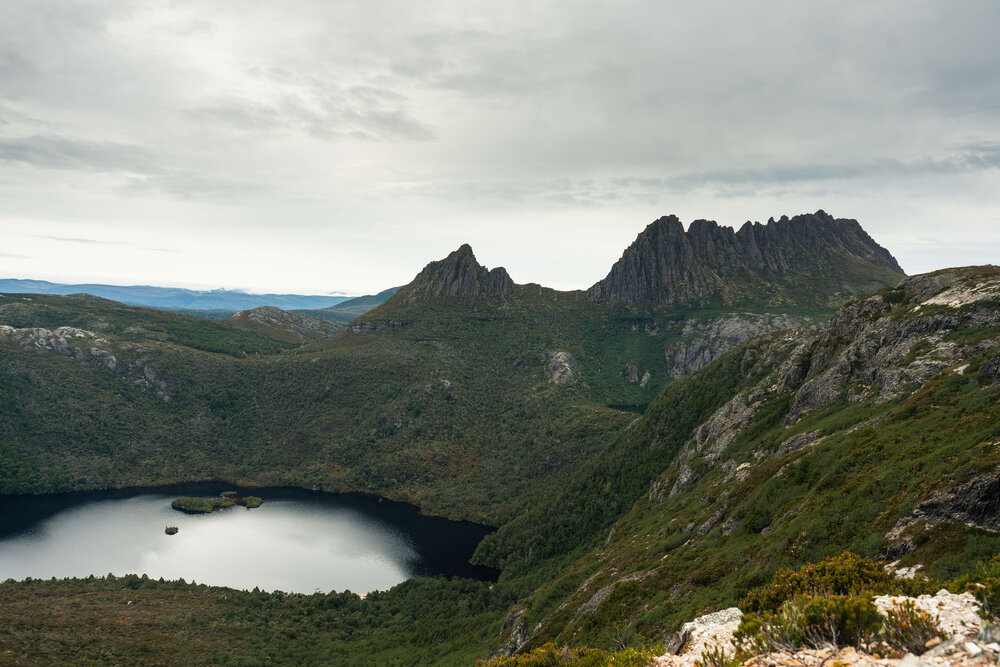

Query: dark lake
[[0, 483, 498, 594]]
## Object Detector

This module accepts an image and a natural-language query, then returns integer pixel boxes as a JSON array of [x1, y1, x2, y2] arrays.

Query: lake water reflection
[[0, 484, 497, 594]]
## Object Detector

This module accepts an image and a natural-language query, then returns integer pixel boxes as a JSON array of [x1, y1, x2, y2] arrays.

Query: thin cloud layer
[[0, 0, 998, 294]]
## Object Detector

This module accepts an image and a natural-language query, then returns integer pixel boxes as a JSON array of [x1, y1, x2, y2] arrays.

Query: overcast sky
[[1, 1, 998, 295]]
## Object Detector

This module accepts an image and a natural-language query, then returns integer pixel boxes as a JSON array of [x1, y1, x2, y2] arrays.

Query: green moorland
[[9, 262, 999, 663], [0, 575, 515, 666], [0, 283, 833, 523]]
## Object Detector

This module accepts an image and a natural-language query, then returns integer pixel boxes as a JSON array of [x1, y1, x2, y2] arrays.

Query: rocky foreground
[[654, 590, 995, 667]]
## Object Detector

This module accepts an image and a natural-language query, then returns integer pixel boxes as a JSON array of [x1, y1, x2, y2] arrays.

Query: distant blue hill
[[0, 279, 353, 312]]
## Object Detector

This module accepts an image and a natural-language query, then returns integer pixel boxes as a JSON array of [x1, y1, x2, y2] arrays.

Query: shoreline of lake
[[0, 482, 499, 594]]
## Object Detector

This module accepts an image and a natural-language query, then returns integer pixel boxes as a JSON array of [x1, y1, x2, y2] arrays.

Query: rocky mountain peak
[[405, 244, 514, 300], [589, 211, 905, 308]]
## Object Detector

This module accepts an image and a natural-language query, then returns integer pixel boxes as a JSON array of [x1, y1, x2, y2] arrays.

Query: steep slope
[[589, 210, 904, 309], [497, 266, 1000, 653]]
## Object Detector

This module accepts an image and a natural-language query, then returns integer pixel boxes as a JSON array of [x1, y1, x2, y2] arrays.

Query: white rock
[[874, 590, 983, 640], [654, 608, 742, 666]]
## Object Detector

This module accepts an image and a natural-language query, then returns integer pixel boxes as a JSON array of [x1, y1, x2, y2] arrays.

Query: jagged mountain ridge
[[588, 210, 904, 308], [382, 211, 903, 314], [366, 212, 900, 385]]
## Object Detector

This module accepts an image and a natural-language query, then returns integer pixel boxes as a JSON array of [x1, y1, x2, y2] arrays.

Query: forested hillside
[[1, 213, 951, 665]]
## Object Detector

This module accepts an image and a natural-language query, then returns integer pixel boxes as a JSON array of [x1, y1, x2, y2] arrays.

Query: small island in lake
[[165, 526, 178, 535], [171, 491, 263, 514]]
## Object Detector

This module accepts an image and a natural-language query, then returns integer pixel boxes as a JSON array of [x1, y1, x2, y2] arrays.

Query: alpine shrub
[[881, 600, 945, 655]]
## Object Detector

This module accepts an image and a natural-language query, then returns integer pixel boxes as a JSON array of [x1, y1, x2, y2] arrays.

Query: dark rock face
[[406, 244, 513, 301], [589, 211, 904, 308], [887, 468, 1000, 557]]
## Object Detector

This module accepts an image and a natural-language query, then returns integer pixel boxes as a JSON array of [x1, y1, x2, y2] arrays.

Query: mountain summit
[[403, 244, 514, 302], [589, 211, 904, 308]]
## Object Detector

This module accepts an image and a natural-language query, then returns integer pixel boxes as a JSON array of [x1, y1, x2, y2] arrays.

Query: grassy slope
[[508, 272, 1000, 651], [0, 576, 512, 666]]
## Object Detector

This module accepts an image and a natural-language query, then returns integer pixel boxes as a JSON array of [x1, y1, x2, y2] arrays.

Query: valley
[[3, 212, 999, 665]]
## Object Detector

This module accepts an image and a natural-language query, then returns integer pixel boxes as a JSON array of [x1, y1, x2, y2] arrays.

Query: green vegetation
[[735, 594, 884, 653], [732, 558, 946, 658], [881, 600, 946, 655], [0, 293, 296, 356], [170, 493, 262, 513], [741, 552, 928, 613], [501, 270, 1000, 650], [477, 643, 657, 666], [952, 555, 1000, 621], [172, 497, 225, 513], [1, 262, 997, 664], [0, 574, 514, 666]]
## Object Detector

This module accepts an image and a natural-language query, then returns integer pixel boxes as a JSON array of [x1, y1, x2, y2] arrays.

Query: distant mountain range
[[0, 279, 355, 312], [291, 286, 402, 322]]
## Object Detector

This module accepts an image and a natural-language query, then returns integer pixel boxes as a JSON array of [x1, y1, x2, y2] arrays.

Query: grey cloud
[[666, 143, 1000, 192], [0, 135, 157, 173], [0, 0, 998, 291], [193, 81, 433, 142], [119, 170, 269, 204], [401, 141, 1000, 210], [0, 251, 30, 258], [0, 47, 38, 88], [0, 135, 262, 204]]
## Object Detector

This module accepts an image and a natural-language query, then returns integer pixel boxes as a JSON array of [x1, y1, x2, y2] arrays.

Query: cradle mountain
[[3, 211, 999, 665]]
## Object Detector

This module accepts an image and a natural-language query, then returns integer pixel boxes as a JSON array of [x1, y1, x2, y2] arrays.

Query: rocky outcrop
[[873, 590, 983, 639], [886, 468, 1000, 557], [788, 267, 1000, 420], [622, 363, 652, 387], [546, 351, 579, 385], [589, 211, 904, 308], [402, 244, 513, 303], [227, 305, 341, 342], [0, 323, 174, 402], [653, 592, 986, 667], [662, 267, 1000, 503], [658, 607, 743, 664], [665, 314, 820, 379], [0, 324, 118, 371], [667, 332, 819, 498], [492, 607, 530, 657]]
